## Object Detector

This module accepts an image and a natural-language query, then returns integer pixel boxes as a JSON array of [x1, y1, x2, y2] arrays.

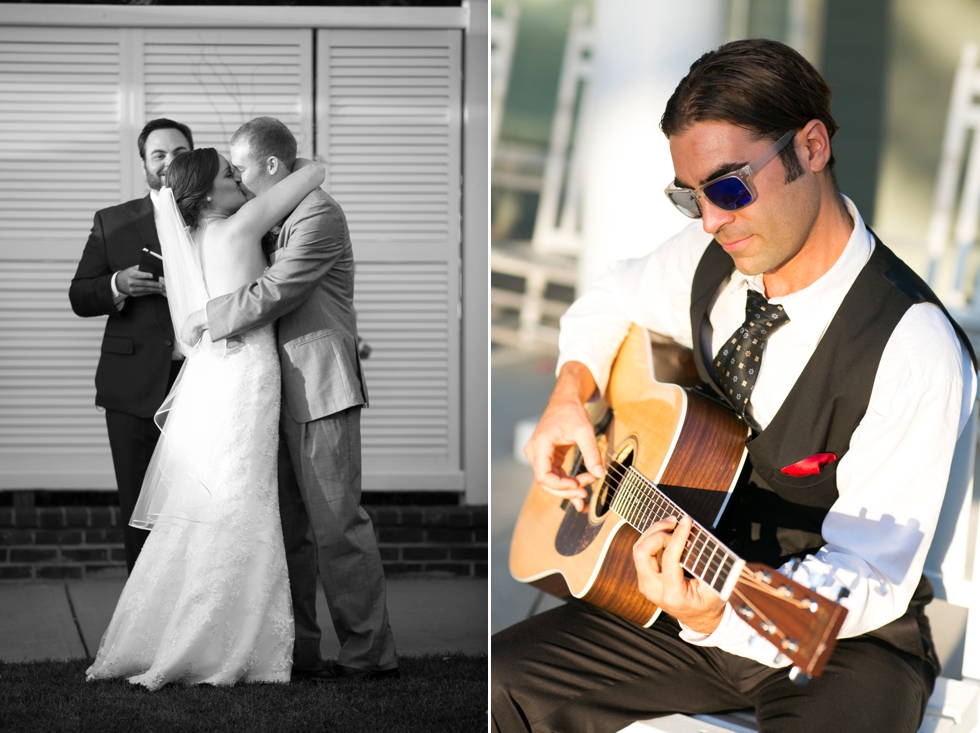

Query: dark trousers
[[103, 359, 182, 574], [277, 405, 397, 673], [492, 599, 935, 733]]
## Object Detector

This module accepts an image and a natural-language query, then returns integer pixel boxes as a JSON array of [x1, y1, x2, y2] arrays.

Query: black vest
[[688, 231, 976, 662]]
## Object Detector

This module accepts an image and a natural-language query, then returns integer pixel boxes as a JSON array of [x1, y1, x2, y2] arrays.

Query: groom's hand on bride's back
[[118, 266, 166, 298]]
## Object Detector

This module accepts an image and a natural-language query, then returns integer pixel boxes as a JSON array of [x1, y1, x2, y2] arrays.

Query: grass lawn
[[0, 654, 487, 733]]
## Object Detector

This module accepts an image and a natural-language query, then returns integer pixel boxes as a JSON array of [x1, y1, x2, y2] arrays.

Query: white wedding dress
[[86, 190, 293, 690]]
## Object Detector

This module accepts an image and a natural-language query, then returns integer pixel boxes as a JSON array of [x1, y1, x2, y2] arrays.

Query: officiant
[[68, 118, 194, 573]]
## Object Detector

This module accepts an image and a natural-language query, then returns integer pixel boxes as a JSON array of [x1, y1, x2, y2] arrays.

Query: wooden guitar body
[[509, 325, 750, 626]]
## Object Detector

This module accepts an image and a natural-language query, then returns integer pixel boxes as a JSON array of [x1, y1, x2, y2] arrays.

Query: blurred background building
[[491, 0, 980, 678]]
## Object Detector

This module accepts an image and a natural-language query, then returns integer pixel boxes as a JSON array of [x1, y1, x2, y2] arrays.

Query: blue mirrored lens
[[703, 177, 753, 211]]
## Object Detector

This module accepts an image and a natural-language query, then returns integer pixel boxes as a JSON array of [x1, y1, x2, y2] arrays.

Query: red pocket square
[[780, 452, 837, 477]]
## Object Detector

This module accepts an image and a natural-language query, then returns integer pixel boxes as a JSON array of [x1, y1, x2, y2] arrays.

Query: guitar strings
[[571, 450, 809, 649], [729, 583, 787, 646], [566, 439, 741, 590], [735, 573, 823, 613], [730, 585, 774, 628], [591, 462, 733, 587], [733, 566, 808, 654], [621, 476, 812, 607], [621, 470, 719, 561], [567, 455, 712, 573]]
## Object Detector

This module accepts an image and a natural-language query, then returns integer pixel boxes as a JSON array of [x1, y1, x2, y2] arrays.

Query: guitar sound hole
[[595, 451, 634, 518]]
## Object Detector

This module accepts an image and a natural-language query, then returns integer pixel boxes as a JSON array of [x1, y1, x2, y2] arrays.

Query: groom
[[183, 116, 397, 680]]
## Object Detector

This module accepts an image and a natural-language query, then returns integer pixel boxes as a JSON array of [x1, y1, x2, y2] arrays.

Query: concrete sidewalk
[[0, 577, 487, 663]]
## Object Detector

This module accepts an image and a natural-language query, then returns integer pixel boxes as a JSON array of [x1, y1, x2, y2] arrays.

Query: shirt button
[[165, 340, 173, 346], [730, 540, 742, 551]]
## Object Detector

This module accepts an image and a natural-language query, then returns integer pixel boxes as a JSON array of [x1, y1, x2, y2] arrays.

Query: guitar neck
[[609, 465, 740, 599]]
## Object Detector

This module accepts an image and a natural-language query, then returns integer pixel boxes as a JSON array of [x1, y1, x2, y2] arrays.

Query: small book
[[138, 247, 164, 281]]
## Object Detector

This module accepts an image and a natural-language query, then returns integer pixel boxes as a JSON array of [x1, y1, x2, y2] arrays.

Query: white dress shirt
[[557, 197, 977, 667]]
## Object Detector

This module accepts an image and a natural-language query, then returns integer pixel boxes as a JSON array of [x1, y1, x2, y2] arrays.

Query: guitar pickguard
[[554, 485, 604, 556]]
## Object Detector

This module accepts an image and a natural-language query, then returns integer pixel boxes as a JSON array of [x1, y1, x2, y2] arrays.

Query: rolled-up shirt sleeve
[[557, 223, 713, 392]]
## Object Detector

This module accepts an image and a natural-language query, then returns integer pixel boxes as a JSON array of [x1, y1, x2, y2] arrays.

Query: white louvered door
[[0, 27, 126, 488], [317, 29, 463, 489]]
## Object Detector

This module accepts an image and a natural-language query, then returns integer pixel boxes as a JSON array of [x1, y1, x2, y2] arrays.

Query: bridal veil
[[130, 187, 213, 529]]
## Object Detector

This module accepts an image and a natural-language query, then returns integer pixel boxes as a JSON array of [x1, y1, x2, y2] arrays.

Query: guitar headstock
[[729, 562, 848, 680]]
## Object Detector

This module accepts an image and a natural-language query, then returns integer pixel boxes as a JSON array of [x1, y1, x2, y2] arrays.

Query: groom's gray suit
[[206, 187, 397, 673]]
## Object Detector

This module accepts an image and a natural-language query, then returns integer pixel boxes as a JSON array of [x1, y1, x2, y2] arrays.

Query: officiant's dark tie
[[712, 289, 790, 417]]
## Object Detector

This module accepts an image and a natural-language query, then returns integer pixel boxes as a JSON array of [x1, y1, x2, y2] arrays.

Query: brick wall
[[0, 505, 487, 582]]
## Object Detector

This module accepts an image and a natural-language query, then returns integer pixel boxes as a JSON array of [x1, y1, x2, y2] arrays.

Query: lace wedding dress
[[86, 191, 293, 690]]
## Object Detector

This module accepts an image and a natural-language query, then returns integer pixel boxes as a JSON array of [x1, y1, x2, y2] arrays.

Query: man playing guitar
[[492, 38, 978, 733]]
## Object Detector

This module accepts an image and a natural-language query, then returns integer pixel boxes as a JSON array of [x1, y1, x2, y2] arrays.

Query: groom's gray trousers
[[204, 186, 394, 672], [278, 404, 398, 672]]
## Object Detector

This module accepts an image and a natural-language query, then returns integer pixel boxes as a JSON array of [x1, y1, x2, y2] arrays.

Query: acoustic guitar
[[509, 324, 848, 681]]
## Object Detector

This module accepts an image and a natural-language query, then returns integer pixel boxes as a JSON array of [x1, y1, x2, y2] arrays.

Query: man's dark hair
[[661, 39, 838, 183], [231, 116, 297, 170], [138, 118, 194, 161], [168, 148, 219, 229]]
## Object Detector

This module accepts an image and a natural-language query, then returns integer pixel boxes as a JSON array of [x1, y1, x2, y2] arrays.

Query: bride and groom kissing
[[85, 116, 398, 689]]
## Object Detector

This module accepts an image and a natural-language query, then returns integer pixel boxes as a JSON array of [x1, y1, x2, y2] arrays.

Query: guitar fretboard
[[609, 465, 737, 595]]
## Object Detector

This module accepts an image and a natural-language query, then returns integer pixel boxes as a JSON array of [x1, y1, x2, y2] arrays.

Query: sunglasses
[[664, 129, 797, 219]]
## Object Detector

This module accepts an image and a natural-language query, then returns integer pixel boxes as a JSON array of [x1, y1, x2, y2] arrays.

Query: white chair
[[490, 5, 589, 350], [490, 2, 520, 164], [530, 4, 592, 256], [489, 242, 577, 349], [621, 401, 980, 733]]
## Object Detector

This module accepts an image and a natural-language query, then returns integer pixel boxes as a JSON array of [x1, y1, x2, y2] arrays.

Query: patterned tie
[[261, 222, 284, 259], [712, 289, 790, 417]]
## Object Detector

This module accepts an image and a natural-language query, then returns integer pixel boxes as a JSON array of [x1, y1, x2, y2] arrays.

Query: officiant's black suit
[[69, 195, 182, 572]]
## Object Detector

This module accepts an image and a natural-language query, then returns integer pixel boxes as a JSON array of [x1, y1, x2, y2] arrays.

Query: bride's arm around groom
[[204, 170, 367, 422]]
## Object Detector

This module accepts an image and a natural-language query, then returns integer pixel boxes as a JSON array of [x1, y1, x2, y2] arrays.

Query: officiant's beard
[[145, 166, 166, 191]]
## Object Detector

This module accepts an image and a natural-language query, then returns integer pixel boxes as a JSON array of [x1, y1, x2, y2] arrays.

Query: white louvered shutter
[[141, 28, 314, 187], [317, 29, 463, 490], [0, 27, 126, 488]]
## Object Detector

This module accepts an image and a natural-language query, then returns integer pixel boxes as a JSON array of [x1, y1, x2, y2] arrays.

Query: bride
[[85, 148, 325, 689]]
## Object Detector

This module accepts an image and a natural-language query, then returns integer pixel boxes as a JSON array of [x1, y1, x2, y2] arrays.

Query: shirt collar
[[724, 196, 872, 348]]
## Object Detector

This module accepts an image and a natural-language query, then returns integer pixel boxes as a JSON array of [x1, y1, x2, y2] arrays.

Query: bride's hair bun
[[169, 148, 219, 228]]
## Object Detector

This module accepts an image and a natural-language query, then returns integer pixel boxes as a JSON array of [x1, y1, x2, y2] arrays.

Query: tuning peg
[[807, 571, 828, 591], [788, 666, 811, 686]]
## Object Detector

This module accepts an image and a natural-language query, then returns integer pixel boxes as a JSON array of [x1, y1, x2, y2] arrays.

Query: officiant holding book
[[68, 118, 194, 573]]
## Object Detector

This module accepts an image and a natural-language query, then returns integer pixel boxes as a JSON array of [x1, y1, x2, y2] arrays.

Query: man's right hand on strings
[[524, 361, 605, 512]]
